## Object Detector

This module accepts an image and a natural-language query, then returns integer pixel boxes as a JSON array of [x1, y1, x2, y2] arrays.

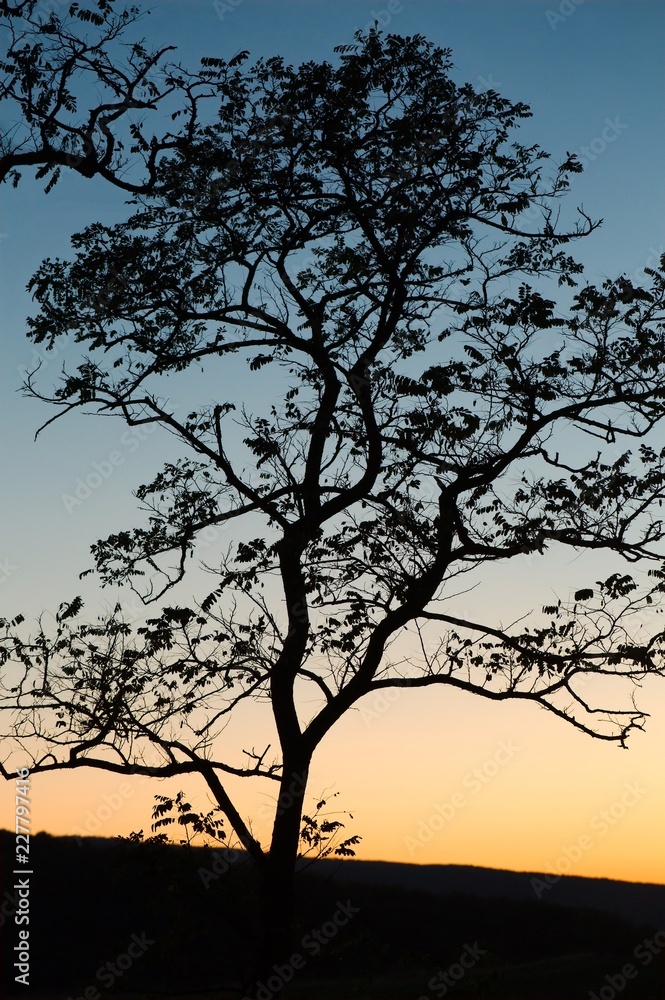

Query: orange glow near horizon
[[3, 678, 664, 887]]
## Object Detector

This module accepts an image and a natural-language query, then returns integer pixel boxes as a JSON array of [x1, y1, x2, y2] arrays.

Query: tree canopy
[[2, 23, 665, 993]]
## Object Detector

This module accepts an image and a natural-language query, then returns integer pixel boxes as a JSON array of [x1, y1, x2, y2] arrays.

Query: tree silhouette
[[3, 27, 665, 997], [0, 0, 236, 193]]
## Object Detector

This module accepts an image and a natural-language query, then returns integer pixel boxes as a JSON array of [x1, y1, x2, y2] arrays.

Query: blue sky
[[2, 0, 663, 623], [2, 0, 663, 620], [1, 0, 665, 880]]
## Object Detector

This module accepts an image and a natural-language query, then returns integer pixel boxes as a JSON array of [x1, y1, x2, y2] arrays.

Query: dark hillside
[[310, 858, 665, 927], [1, 832, 663, 998]]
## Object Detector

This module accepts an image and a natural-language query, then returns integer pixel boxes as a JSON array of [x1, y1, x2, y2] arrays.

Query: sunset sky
[[1, 0, 664, 887]]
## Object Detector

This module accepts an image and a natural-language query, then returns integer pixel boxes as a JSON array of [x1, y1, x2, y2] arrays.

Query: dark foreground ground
[[1, 832, 664, 999]]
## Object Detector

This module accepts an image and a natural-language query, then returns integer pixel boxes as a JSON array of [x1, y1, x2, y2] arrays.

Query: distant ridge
[[310, 857, 665, 928], [2, 832, 661, 929]]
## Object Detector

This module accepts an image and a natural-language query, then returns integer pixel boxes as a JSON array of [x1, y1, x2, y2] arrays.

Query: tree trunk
[[243, 760, 310, 998]]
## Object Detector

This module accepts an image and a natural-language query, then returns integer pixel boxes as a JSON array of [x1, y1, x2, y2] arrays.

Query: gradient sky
[[1, 0, 664, 885]]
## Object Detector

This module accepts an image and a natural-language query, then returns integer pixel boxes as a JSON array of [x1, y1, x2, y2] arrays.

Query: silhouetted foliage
[[3, 24, 665, 997], [0, 0, 227, 192]]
